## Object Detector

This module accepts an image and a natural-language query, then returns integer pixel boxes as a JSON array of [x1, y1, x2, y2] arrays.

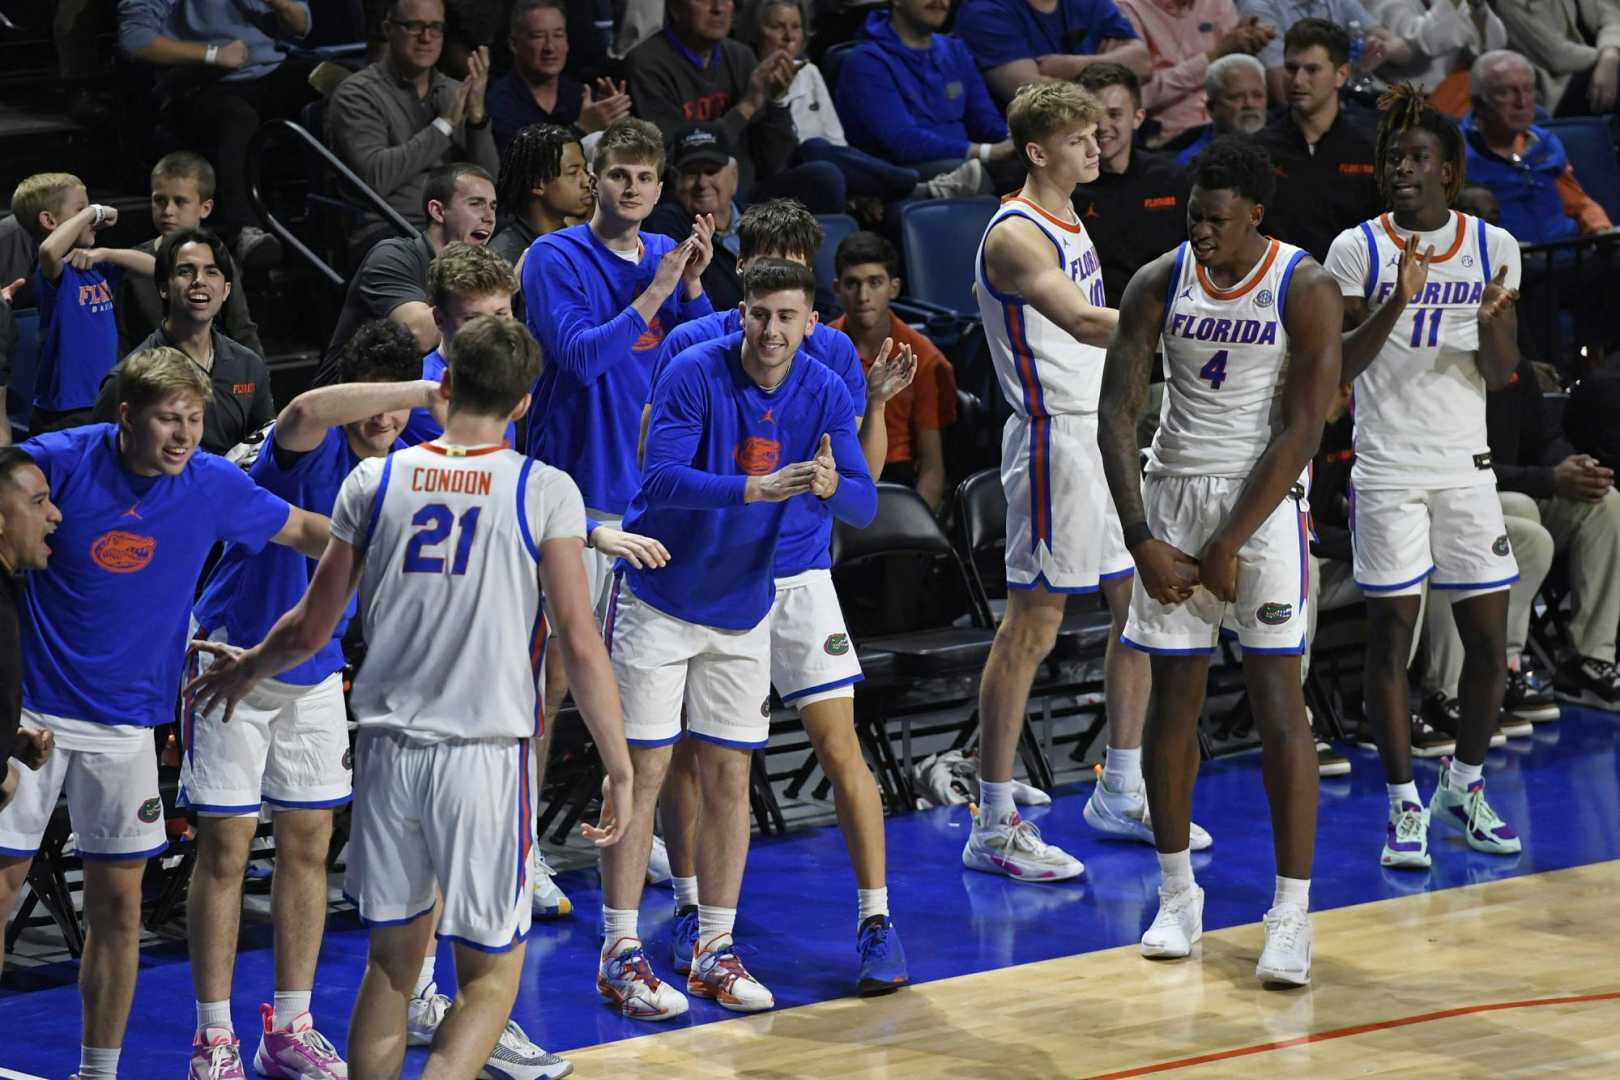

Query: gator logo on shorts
[[92, 530, 157, 573], [1492, 535, 1511, 557], [342, 748, 353, 771], [824, 633, 850, 656], [761, 698, 771, 718], [137, 797, 163, 824], [1257, 602, 1293, 626]]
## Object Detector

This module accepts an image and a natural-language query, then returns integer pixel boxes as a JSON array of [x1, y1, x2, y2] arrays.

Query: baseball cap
[[669, 124, 734, 172]]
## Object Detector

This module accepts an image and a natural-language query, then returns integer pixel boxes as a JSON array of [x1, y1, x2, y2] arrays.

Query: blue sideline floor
[[4, 708, 1619, 1076]]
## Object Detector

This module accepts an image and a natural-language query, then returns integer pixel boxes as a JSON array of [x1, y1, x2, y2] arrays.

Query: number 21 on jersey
[[404, 504, 481, 574]]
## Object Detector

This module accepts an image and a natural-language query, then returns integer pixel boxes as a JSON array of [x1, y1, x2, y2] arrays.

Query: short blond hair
[[115, 347, 212, 413], [12, 172, 85, 242], [1007, 82, 1105, 170], [429, 241, 519, 309]]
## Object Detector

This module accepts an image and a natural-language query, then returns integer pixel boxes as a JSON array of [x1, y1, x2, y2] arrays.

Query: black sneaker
[[1415, 694, 1473, 754], [1555, 656, 1620, 712], [1504, 668, 1560, 723], [1316, 739, 1350, 777]]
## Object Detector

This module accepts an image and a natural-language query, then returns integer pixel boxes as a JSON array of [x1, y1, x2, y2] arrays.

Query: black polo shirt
[[1255, 103, 1380, 263], [321, 232, 436, 384], [93, 325, 275, 454], [0, 568, 20, 790], [1073, 149, 1192, 307]]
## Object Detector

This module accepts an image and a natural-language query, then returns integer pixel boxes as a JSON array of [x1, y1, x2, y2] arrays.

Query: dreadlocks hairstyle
[[1374, 82, 1466, 207], [497, 123, 580, 214]]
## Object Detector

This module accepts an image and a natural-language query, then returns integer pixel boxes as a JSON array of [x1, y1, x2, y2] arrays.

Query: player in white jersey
[[1098, 138, 1344, 986], [187, 316, 634, 1080], [966, 81, 1210, 884], [1324, 87, 1523, 869]]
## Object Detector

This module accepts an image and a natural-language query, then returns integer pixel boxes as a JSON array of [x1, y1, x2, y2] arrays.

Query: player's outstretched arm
[[984, 215, 1118, 348], [271, 505, 332, 560], [273, 379, 442, 454], [1340, 232, 1432, 384], [539, 535, 634, 847], [77, 247, 156, 278], [1200, 263, 1343, 601]]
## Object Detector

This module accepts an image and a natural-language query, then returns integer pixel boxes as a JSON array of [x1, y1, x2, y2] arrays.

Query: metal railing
[[1518, 231, 1620, 374]]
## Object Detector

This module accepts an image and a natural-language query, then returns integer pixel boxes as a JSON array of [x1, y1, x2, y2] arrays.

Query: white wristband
[[92, 204, 107, 229], [977, 143, 991, 164], [205, 44, 219, 65], [432, 116, 454, 137]]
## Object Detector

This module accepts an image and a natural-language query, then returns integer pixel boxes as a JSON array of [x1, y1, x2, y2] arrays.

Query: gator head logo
[[92, 530, 156, 573], [1492, 535, 1511, 557], [137, 797, 163, 824], [1257, 602, 1293, 626], [342, 748, 353, 771], [824, 633, 850, 656], [760, 698, 771, 718], [734, 436, 781, 475], [633, 316, 666, 352]]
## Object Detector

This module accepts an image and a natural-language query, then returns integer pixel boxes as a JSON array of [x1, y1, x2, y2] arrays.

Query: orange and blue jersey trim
[[529, 607, 549, 738], [515, 737, 533, 908], [1000, 303, 1053, 550]]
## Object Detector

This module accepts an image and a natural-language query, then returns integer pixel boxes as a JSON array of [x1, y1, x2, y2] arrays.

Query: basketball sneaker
[[1421, 693, 1504, 749], [1139, 884, 1204, 959], [1504, 667, 1560, 722], [476, 1020, 573, 1080], [1084, 767, 1213, 850], [531, 849, 571, 918], [1255, 905, 1311, 987], [1379, 800, 1430, 869], [671, 905, 699, 975], [646, 833, 673, 885], [1315, 739, 1351, 777], [1429, 762, 1520, 855], [189, 1025, 246, 1080], [1554, 655, 1620, 712], [962, 804, 1084, 882], [597, 938, 689, 1021], [856, 915, 910, 996], [688, 937, 775, 1012], [252, 1005, 346, 1078], [406, 985, 450, 1046]]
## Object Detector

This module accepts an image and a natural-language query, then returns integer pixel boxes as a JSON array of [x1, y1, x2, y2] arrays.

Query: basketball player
[[1323, 86, 1522, 869], [641, 200, 916, 995], [186, 315, 634, 1080], [1097, 138, 1342, 986], [596, 259, 876, 1019], [183, 320, 431, 1080], [0, 347, 328, 1080], [966, 80, 1210, 885]]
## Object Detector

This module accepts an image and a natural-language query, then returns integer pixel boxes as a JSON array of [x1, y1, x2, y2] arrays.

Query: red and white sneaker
[[687, 935, 774, 1013], [597, 938, 689, 1020], [252, 1004, 348, 1078], [190, 1025, 246, 1080]]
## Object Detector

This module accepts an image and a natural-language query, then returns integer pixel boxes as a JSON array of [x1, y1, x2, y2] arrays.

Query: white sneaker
[[1009, 777, 1052, 806], [687, 936, 775, 1013], [477, 1019, 573, 1080], [646, 834, 673, 886], [1083, 770, 1213, 851], [922, 159, 988, 199], [1255, 905, 1312, 986], [1140, 884, 1204, 958], [961, 805, 1083, 882], [531, 849, 572, 918], [597, 938, 690, 1021], [406, 986, 450, 1046]]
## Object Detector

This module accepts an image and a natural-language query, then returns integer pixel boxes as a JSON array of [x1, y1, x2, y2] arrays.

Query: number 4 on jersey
[[1199, 349, 1229, 390]]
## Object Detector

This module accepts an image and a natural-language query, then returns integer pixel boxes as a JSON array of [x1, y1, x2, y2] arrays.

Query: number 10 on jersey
[[404, 504, 481, 574]]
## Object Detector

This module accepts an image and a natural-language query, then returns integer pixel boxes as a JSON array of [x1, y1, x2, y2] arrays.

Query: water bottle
[[1347, 20, 1376, 94]]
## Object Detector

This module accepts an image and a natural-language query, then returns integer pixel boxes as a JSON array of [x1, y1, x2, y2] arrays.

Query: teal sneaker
[[1430, 761, 1521, 855], [1380, 800, 1430, 869]]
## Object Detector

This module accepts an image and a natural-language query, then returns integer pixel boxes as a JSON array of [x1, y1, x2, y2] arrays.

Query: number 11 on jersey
[[1199, 349, 1229, 390]]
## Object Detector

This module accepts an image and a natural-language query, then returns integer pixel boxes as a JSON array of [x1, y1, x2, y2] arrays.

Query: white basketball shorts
[[1350, 483, 1519, 598], [1003, 412, 1134, 593], [770, 569, 862, 709]]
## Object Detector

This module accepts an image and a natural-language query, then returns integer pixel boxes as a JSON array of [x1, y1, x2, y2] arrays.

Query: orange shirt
[[1512, 131, 1614, 235], [830, 312, 957, 465]]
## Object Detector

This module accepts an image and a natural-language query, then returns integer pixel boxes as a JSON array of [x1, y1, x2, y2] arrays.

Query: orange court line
[[1080, 990, 1620, 1079]]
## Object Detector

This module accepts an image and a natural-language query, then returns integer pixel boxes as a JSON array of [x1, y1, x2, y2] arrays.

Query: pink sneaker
[[190, 1025, 246, 1080], [251, 1004, 348, 1079]]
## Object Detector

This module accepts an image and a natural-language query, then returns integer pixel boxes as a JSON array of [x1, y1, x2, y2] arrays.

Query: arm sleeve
[[819, 389, 878, 527], [460, 115, 501, 177], [827, 334, 868, 413], [209, 459, 294, 552], [117, 0, 168, 57], [676, 285, 715, 323], [1322, 229, 1371, 298], [1126, 0, 1223, 111], [529, 467, 589, 543], [356, 247, 430, 320], [641, 365, 749, 508], [1556, 165, 1615, 235], [838, 51, 975, 160], [960, 48, 1012, 143], [329, 457, 383, 547], [1584, 0, 1620, 52], [750, 103, 802, 181], [326, 80, 453, 199], [524, 243, 649, 384], [1488, 224, 1523, 290], [1492, 462, 1557, 498], [1089, 0, 1143, 42], [955, 1, 1034, 69], [18, 429, 84, 489]]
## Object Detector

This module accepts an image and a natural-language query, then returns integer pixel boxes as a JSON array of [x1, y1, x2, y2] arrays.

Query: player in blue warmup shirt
[[183, 320, 434, 1078], [0, 347, 328, 1080], [641, 201, 920, 997], [594, 259, 876, 1021], [12, 172, 156, 434], [522, 118, 716, 616]]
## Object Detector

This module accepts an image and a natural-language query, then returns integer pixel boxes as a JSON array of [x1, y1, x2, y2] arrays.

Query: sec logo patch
[[824, 633, 850, 656], [92, 530, 156, 573]]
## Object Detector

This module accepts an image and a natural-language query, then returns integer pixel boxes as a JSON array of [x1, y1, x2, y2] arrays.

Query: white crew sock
[[1157, 849, 1194, 894], [1448, 758, 1484, 790], [697, 904, 736, 953], [195, 999, 232, 1034], [272, 989, 312, 1027], [978, 778, 1016, 822], [1103, 746, 1142, 791], [602, 906, 639, 955], [1273, 875, 1311, 911], [857, 886, 889, 924], [78, 1046, 120, 1080], [1387, 780, 1420, 809], [412, 955, 436, 999], [671, 875, 699, 911]]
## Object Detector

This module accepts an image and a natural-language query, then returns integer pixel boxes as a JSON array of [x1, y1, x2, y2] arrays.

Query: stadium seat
[[6, 307, 39, 436], [898, 196, 999, 319], [1542, 118, 1620, 224], [820, 41, 856, 94], [814, 213, 859, 301]]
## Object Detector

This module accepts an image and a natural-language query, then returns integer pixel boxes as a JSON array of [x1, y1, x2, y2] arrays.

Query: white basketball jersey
[[1323, 211, 1521, 490], [975, 196, 1108, 418], [1149, 237, 1308, 478], [329, 443, 586, 742]]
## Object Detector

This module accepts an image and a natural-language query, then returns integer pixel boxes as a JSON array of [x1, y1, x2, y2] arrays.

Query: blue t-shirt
[[622, 334, 875, 630], [955, 0, 1137, 71], [34, 262, 124, 412], [21, 425, 292, 727], [522, 224, 713, 513], [401, 348, 518, 449], [651, 310, 867, 577], [193, 425, 397, 685]]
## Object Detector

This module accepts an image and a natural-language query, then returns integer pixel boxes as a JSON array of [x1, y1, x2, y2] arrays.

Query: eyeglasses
[[388, 18, 447, 39]]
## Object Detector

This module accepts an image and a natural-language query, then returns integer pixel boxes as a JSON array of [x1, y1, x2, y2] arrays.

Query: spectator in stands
[[752, 0, 991, 202], [0, 223, 38, 443], [1176, 52, 1270, 163], [837, 0, 1015, 178], [647, 125, 749, 312], [92, 228, 274, 454], [326, 0, 500, 257], [1240, 0, 1406, 104], [0, 447, 55, 809], [1565, 356, 1620, 471], [492, 124, 593, 268], [828, 231, 956, 509], [1489, 0, 1620, 116], [487, 0, 634, 153], [118, 0, 313, 268], [1071, 64, 1192, 306], [323, 162, 498, 375], [1463, 50, 1614, 244], [117, 153, 263, 362], [1455, 180, 1499, 225], [626, 0, 846, 214], [14, 173, 156, 434], [1116, 0, 1274, 147], [1255, 19, 1380, 261], [955, 0, 1151, 105], [1371, 0, 1504, 109]]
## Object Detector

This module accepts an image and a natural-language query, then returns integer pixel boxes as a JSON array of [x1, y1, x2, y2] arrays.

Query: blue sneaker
[[671, 906, 699, 975], [856, 916, 910, 996]]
